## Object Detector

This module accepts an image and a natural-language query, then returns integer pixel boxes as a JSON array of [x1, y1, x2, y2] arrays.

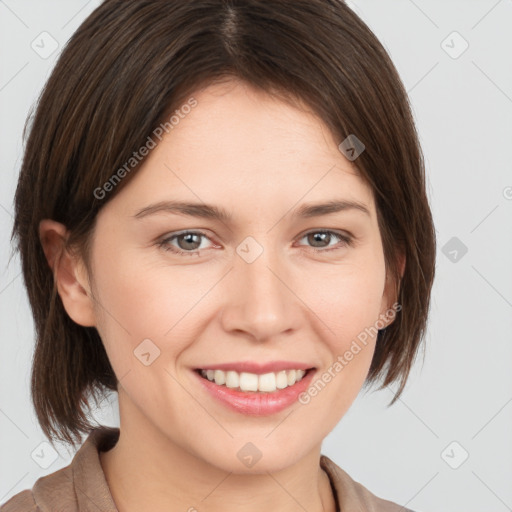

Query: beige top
[[1, 426, 415, 512]]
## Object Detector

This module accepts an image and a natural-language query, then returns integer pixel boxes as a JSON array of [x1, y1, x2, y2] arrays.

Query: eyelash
[[157, 229, 354, 257]]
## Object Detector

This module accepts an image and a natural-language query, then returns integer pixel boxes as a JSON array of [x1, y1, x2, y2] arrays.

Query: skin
[[40, 78, 404, 512]]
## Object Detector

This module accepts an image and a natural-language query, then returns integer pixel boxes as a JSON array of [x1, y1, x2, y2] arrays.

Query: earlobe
[[39, 219, 96, 327]]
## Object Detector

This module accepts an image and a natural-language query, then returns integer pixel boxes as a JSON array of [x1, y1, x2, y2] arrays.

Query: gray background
[[1, 1, 511, 510]]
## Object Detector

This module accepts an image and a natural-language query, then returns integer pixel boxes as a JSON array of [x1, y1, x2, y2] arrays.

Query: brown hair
[[11, 0, 436, 448]]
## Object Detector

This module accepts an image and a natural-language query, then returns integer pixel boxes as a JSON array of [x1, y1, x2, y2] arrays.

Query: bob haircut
[[11, 0, 436, 448]]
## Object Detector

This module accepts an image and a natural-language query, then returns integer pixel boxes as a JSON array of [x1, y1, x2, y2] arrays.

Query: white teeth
[[275, 370, 288, 389], [287, 369, 297, 386], [225, 370, 239, 389], [259, 372, 276, 392], [214, 369, 225, 385], [239, 372, 259, 391], [199, 368, 310, 392]]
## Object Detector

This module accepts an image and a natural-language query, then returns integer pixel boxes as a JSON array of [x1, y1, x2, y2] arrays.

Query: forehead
[[102, 79, 375, 220], [172, 79, 345, 163]]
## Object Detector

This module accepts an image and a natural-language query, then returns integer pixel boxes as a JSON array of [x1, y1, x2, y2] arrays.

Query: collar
[[32, 426, 411, 512]]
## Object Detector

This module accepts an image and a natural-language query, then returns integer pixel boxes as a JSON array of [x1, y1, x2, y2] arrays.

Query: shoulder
[[0, 426, 120, 512], [0, 490, 38, 511], [320, 454, 417, 512], [0, 462, 75, 511]]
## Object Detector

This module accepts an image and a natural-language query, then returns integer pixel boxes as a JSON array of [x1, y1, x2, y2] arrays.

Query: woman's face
[[79, 79, 397, 473]]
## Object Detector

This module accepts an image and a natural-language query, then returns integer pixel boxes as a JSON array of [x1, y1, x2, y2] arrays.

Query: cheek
[[88, 247, 216, 371], [294, 274, 384, 428], [91, 235, 385, 387], [296, 258, 386, 395], [302, 258, 386, 345]]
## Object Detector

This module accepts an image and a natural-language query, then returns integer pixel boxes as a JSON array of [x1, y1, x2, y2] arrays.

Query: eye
[[296, 230, 353, 252], [157, 229, 353, 257], [157, 230, 214, 257]]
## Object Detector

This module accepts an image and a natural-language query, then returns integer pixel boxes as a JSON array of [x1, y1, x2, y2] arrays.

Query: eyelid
[[157, 229, 216, 253], [157, 228, 354, 256], [295, 229, 354, 251]]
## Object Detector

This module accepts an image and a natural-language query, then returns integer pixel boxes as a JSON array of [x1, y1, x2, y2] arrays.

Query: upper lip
[[195, 361, 316, 374]]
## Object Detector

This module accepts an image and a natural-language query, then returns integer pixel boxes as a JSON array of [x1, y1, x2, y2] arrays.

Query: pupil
[[178, 233, 330, 251], [310, 232, 328, 247], [181, 233, 200, 250]]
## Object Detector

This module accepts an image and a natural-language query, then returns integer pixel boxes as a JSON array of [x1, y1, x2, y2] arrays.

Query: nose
[[220, 239, 304, 342]]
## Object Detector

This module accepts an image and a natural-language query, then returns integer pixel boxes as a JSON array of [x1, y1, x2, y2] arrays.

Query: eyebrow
[[133, 199, 371, 221]]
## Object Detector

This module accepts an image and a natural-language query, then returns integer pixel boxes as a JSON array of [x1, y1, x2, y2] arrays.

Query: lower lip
[[193, 369, 316, 416]]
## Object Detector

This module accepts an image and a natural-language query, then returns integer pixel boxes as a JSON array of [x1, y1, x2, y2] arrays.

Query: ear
[[379, 250, 406, 328], [39, 219, 96, 327]]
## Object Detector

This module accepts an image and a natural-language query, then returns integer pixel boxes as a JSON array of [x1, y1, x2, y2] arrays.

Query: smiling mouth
[[194, 367, 315, 393]]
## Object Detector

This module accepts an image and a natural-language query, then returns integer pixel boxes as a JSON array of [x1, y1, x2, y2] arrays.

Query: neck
[[99, 408, 336, 512]]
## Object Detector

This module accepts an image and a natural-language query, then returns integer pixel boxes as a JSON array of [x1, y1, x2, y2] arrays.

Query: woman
[[3, 0, 435, 510]]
